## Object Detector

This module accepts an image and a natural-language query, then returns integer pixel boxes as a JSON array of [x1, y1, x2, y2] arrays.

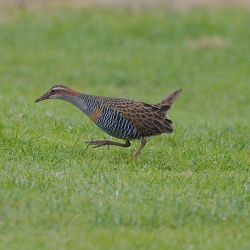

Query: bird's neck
[[61, 94, 88, 113]]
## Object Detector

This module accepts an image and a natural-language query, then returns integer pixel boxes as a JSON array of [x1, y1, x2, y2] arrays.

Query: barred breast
[[95, 106, 141, 140]]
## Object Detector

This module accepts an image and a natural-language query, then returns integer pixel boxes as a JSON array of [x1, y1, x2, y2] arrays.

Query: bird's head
[[35, 85, 80, 102]]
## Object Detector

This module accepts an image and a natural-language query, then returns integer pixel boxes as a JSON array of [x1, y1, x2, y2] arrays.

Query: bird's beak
[[35, 93, 50, 103]]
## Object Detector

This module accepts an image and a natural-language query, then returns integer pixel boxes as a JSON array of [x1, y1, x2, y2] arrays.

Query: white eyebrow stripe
[[49, 86, 68, 92]]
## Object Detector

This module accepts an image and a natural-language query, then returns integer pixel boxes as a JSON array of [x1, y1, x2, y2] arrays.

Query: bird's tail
[[156, 88, 183, 112], [153, 88, 182, 133]]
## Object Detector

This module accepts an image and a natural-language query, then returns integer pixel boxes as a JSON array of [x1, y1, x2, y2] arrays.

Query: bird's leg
[[133, 137, 147, 157], [85, 139, 131, 149]]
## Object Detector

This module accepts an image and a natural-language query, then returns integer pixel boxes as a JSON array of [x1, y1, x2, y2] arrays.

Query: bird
[[35, 85, 182, 157]]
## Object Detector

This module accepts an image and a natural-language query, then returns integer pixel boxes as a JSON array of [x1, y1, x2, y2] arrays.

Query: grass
[[0, 5, 250, 250]]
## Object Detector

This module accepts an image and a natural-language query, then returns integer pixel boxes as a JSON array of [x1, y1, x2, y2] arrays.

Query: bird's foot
[[85, 139, 131, 150], [85, 140, 111, 149]]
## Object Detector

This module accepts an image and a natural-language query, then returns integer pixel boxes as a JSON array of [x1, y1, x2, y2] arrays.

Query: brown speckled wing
[[117, 100, 173, 136], [99, 97, 173, 137], [91, 89, 182, 137]]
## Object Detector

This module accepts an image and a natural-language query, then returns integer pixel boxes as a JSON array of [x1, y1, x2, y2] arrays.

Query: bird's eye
[[50, 89, 56, 93]]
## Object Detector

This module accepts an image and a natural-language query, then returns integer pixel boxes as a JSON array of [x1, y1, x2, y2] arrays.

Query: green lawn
[[0, 5, 249, 250]]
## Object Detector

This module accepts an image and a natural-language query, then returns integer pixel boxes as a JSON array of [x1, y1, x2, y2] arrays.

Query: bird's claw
[[85, 140, 110, 150]]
